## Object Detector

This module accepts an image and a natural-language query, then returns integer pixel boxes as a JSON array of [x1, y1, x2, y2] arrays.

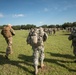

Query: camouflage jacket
[[1, 26, 15, 38], [68, 31, 76, 46]]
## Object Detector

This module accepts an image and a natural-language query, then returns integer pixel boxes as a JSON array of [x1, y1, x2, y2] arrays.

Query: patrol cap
[[39, 27, 44, 32], [7, 24, 12, 28]]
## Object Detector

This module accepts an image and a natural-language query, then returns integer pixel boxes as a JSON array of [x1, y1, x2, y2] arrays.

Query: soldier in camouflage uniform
[[48, 28, 52, 35], [27, 27, 48, 75], [1, 24, 15, 59], [68, 27, 76, 62], [53, 28, 56, 35]]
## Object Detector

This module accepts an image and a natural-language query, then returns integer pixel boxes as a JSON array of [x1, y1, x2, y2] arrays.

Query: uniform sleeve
[[10, 28, 15, 36], [26, 33, 32, 45], [43, 32, 48, 42], [1, 29, 3, 35], [68, 34, 73, 40]]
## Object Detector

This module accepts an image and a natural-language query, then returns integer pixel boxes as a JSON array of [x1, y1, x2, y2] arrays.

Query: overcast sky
[[0, 0, 76, 26]]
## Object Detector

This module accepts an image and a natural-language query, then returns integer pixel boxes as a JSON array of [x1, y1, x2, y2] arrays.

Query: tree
[[62, 22, 72, 29], [48, 25, 56, 28], [72, 22, 76, 27], [41, 24, 48, 28], [12, 25, 21, 30]]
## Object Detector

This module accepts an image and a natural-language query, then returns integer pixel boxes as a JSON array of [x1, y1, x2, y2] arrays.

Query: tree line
[[0, 22, 76, 30]]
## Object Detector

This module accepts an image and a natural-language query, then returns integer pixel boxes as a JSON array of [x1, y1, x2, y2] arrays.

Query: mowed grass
[[0, 30, 76, 75]]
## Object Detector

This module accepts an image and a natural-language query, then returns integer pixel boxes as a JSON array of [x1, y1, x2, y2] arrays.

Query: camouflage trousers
[[73, 46, 76, 57], [32, 45, 44, 67], [5, 37, 13, 56]]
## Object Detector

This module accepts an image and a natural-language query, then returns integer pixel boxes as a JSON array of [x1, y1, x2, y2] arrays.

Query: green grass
[[0, 30, 76, 75]]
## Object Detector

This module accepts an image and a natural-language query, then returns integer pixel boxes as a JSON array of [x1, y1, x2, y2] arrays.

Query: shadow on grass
[[62, 33, 70, 36], [45, 52, 76, 72], [18, 54, 33, 62], [0, 51, 5, 54], [0, 54, 34, 75], [47, 52, 75, 59]]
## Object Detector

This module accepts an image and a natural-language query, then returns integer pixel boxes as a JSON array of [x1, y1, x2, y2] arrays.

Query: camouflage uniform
[[1, 24, 15, 59], [68, 29, 76, 58], [27, 27, 48, 75], [53, 28, 56, 35], [32, 35, 45, 67], [48, 28, 52, 35], [32, 44, 44, 75]]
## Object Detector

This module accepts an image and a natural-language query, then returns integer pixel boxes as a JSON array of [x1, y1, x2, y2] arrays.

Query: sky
[[0, 0, 76, 26]]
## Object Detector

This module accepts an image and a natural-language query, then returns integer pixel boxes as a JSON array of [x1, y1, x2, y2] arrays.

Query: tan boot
[[41, 64, 44, 69], [10, 51, 13, 54]]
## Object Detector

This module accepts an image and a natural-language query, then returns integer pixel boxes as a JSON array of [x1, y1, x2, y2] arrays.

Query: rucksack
[[1, 26, 11, 38], [26, 29, 40, 46], [1, 26, 15, 38], [26, 28, 48, 46]]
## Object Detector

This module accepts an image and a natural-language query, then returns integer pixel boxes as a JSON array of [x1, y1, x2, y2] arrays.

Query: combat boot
[[40, 63, 44, 69]]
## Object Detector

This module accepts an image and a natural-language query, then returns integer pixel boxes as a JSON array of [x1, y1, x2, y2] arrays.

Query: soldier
[[26, 27, 48, 75], [53, 28, 56, 35], [68, 27, 76, 62], [48, 28, 52, 35], [1, 24, 15, 59]]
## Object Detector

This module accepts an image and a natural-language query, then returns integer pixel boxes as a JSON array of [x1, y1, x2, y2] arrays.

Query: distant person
[[68, 27, 76, 62], [26, 27, 48, 75], [1, 24, 15, 59], [53, 28, 56, 35], [48, 28, 52, 35]]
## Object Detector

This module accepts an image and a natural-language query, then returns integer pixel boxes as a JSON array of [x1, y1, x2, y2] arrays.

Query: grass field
[[0, 30, 76, 75]]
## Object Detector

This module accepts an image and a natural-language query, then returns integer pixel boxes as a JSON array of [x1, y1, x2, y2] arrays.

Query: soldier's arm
[[10, 28, 15, 36], [68, 34, 73, 40], [43, 32, 48, 42], [1, 29, 3, 35]]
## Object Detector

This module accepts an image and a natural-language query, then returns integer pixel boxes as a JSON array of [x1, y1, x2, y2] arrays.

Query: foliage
[[41, 24, 48, 28], [12, 25, 21, 30], [0, 22, 76, 30], [48, 24, 56, 28]]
